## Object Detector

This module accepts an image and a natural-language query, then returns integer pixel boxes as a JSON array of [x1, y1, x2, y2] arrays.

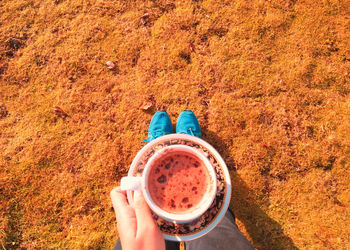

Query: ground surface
[[1, 0, 350, 249]]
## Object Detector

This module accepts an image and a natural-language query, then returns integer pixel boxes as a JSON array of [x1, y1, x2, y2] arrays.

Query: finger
[[133, 190, 158, 234], [110, 187, 129, 217], [110, 187, 137, 237]]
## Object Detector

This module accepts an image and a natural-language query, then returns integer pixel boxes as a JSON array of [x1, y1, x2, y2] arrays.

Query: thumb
[[133, 190, 157, 232]]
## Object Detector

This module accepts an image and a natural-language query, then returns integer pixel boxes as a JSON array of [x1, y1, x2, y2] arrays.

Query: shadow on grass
[[202, 128, 297, 250], [3, 198, 23, 249]]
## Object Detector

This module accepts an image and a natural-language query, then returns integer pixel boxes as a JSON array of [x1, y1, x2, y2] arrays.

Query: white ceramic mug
[[121, 145, 217, 223]]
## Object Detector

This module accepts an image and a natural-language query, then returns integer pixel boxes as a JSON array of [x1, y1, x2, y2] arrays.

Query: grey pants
[[113, 208, 254, 250]]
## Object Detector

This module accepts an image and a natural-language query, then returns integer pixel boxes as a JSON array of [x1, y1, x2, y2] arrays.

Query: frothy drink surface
[[148, 152, 210, 214]]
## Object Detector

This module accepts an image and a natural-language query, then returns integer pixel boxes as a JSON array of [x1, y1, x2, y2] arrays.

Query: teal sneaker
[[176, 110, 202, 138], [142, 111, 173, 143]]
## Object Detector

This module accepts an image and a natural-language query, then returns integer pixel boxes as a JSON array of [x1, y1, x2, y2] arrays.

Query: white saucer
[[126, 134, 231, 241]]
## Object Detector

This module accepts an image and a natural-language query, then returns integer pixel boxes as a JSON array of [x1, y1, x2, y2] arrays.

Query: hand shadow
[[202, 128, 298, 250]]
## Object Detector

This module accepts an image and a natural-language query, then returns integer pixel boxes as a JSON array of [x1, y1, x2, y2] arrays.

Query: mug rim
[[142, 144, 217, 223]]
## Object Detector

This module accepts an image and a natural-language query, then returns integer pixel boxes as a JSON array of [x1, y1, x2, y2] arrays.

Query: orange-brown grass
[[1, 0, 350, 248]]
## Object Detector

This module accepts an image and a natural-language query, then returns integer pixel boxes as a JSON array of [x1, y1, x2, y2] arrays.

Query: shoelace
[[187, 127, 195, 136]]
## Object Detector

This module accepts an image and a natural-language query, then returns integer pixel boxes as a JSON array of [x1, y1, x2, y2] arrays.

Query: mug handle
[[120, 176, 142, 191]]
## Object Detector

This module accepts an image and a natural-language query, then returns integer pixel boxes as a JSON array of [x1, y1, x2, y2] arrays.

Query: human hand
[[110, 187, 165, 250]]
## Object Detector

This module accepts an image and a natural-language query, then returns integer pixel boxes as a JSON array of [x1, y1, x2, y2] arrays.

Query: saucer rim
[[126, 134, 232, 242]]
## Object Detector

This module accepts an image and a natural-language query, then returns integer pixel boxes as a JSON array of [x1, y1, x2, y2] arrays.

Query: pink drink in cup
[[148, 151, 210, 214]]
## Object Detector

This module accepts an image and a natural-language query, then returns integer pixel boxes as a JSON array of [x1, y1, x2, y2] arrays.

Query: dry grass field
[[1, 0, 350, 249]]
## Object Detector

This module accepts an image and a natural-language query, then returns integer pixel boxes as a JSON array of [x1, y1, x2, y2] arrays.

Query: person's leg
[[113, 238, 179, 250], [176, 110, 253, 250], [113, 238, 121, 250], [165, 241, 180, 250], [185, 208, 254, 250]]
